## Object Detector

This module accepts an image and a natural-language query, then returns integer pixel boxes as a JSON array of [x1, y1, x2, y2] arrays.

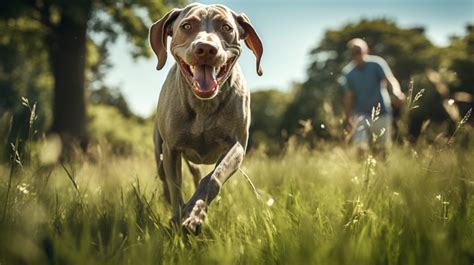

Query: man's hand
[[392, 91, 406, 109]]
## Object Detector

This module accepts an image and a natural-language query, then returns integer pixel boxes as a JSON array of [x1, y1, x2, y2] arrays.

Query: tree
[[281, 19, 439, 140], [444, 25, 474, 115], [90, 86, 133, 118], [249, 89, 293, 153], [0, 0, 184, 153]]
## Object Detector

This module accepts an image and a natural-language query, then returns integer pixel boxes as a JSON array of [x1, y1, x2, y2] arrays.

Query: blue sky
[[104, 0, 473, 117]]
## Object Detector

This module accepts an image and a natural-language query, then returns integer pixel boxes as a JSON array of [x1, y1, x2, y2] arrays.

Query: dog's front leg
[[162, 145, 184, 214], [177, 142, 245, 234]]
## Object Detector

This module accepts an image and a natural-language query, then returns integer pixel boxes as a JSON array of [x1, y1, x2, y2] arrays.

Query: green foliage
[[0, 0, 186, 56], [0, 18, 53, 128], [443, 25, 474, 112], [0, 137, 473, 264], [88, 104, 153, 155], [0, 19, 53, 158], [89, 87, 133, 118], [88, 0, 186, 58], [444, 26, 474, 90], [250, 89, 293, 153]]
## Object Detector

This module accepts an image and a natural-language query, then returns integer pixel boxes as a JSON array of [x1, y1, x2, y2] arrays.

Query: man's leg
[[353, 115, 370, 159]]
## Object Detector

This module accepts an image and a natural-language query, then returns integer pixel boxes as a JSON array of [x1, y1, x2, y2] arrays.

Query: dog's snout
[[194, 42, 218, 58]]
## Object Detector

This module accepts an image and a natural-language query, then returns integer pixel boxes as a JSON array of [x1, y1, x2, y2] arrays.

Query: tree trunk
[[48, 14, 89, 153]]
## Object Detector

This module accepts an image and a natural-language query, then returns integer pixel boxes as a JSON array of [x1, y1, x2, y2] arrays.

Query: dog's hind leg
[[178, 142, 245, 234], [185, 160, 202, 188]]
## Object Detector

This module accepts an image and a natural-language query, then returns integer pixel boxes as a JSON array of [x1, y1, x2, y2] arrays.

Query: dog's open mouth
[[179, 57, 235, 99]]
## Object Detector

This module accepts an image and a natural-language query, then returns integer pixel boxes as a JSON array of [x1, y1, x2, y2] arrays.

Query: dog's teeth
[[190, 65, 195, 74]]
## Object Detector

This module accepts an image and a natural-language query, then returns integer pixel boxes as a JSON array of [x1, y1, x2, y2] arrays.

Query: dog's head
[[150, 3, 263, 100]]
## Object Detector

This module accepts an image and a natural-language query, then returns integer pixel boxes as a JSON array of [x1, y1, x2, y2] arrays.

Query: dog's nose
[[194, 42, 218, 58]]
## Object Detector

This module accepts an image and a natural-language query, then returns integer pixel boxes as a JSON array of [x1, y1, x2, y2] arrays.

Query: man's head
[[347, 38, 369, 66]]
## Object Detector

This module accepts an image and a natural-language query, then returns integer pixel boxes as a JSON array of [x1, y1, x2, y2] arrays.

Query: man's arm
[[385, 74, 405, 101], [385, 74, 405, 109], [377, 57, 405, 102]]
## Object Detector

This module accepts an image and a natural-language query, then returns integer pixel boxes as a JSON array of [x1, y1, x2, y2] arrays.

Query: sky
[[104, 0, 473, 117]]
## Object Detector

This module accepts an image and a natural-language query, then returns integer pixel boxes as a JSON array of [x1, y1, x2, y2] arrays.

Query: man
[[342, 38, 405, 156]]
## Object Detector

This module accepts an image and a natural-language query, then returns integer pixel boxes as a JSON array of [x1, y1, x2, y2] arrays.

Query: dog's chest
[[177, 112, 234, 163], [187, 113, 230, 145]]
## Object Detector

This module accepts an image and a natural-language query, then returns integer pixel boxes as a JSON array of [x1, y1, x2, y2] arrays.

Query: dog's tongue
[[193, 65, 217, 96]]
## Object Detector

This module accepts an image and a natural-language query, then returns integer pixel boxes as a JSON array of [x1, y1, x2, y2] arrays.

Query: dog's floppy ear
[[235, 13, 263, 76], [149, 8, 182, 70]]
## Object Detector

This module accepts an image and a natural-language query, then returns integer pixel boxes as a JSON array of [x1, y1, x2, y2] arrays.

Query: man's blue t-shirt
[[341, 55, 393, 115]]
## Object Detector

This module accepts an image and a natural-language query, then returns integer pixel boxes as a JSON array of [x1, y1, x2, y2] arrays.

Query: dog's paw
[[182, 199, 207, 235]]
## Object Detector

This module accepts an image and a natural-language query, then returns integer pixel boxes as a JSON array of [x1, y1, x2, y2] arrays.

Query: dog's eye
[[181, 23, 192, 30], [222, 24, 232, 32]]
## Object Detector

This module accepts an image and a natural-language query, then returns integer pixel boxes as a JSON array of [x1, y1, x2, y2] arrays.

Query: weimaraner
[[149, 3, 263, 233]]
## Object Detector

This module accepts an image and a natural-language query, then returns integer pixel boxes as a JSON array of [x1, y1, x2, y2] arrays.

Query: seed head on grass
[[459, 108, 472, 126], [413, 88, 425, 103], [371, 102, 381, 122], [10, 143, 23, 169], [447, 108, 472, 145]]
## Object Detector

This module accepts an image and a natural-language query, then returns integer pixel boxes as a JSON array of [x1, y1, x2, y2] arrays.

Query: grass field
[[0, 135, 473, 264]]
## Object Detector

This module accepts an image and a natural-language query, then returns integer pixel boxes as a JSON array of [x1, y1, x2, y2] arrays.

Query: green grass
[[0, 140, 473, 265]]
